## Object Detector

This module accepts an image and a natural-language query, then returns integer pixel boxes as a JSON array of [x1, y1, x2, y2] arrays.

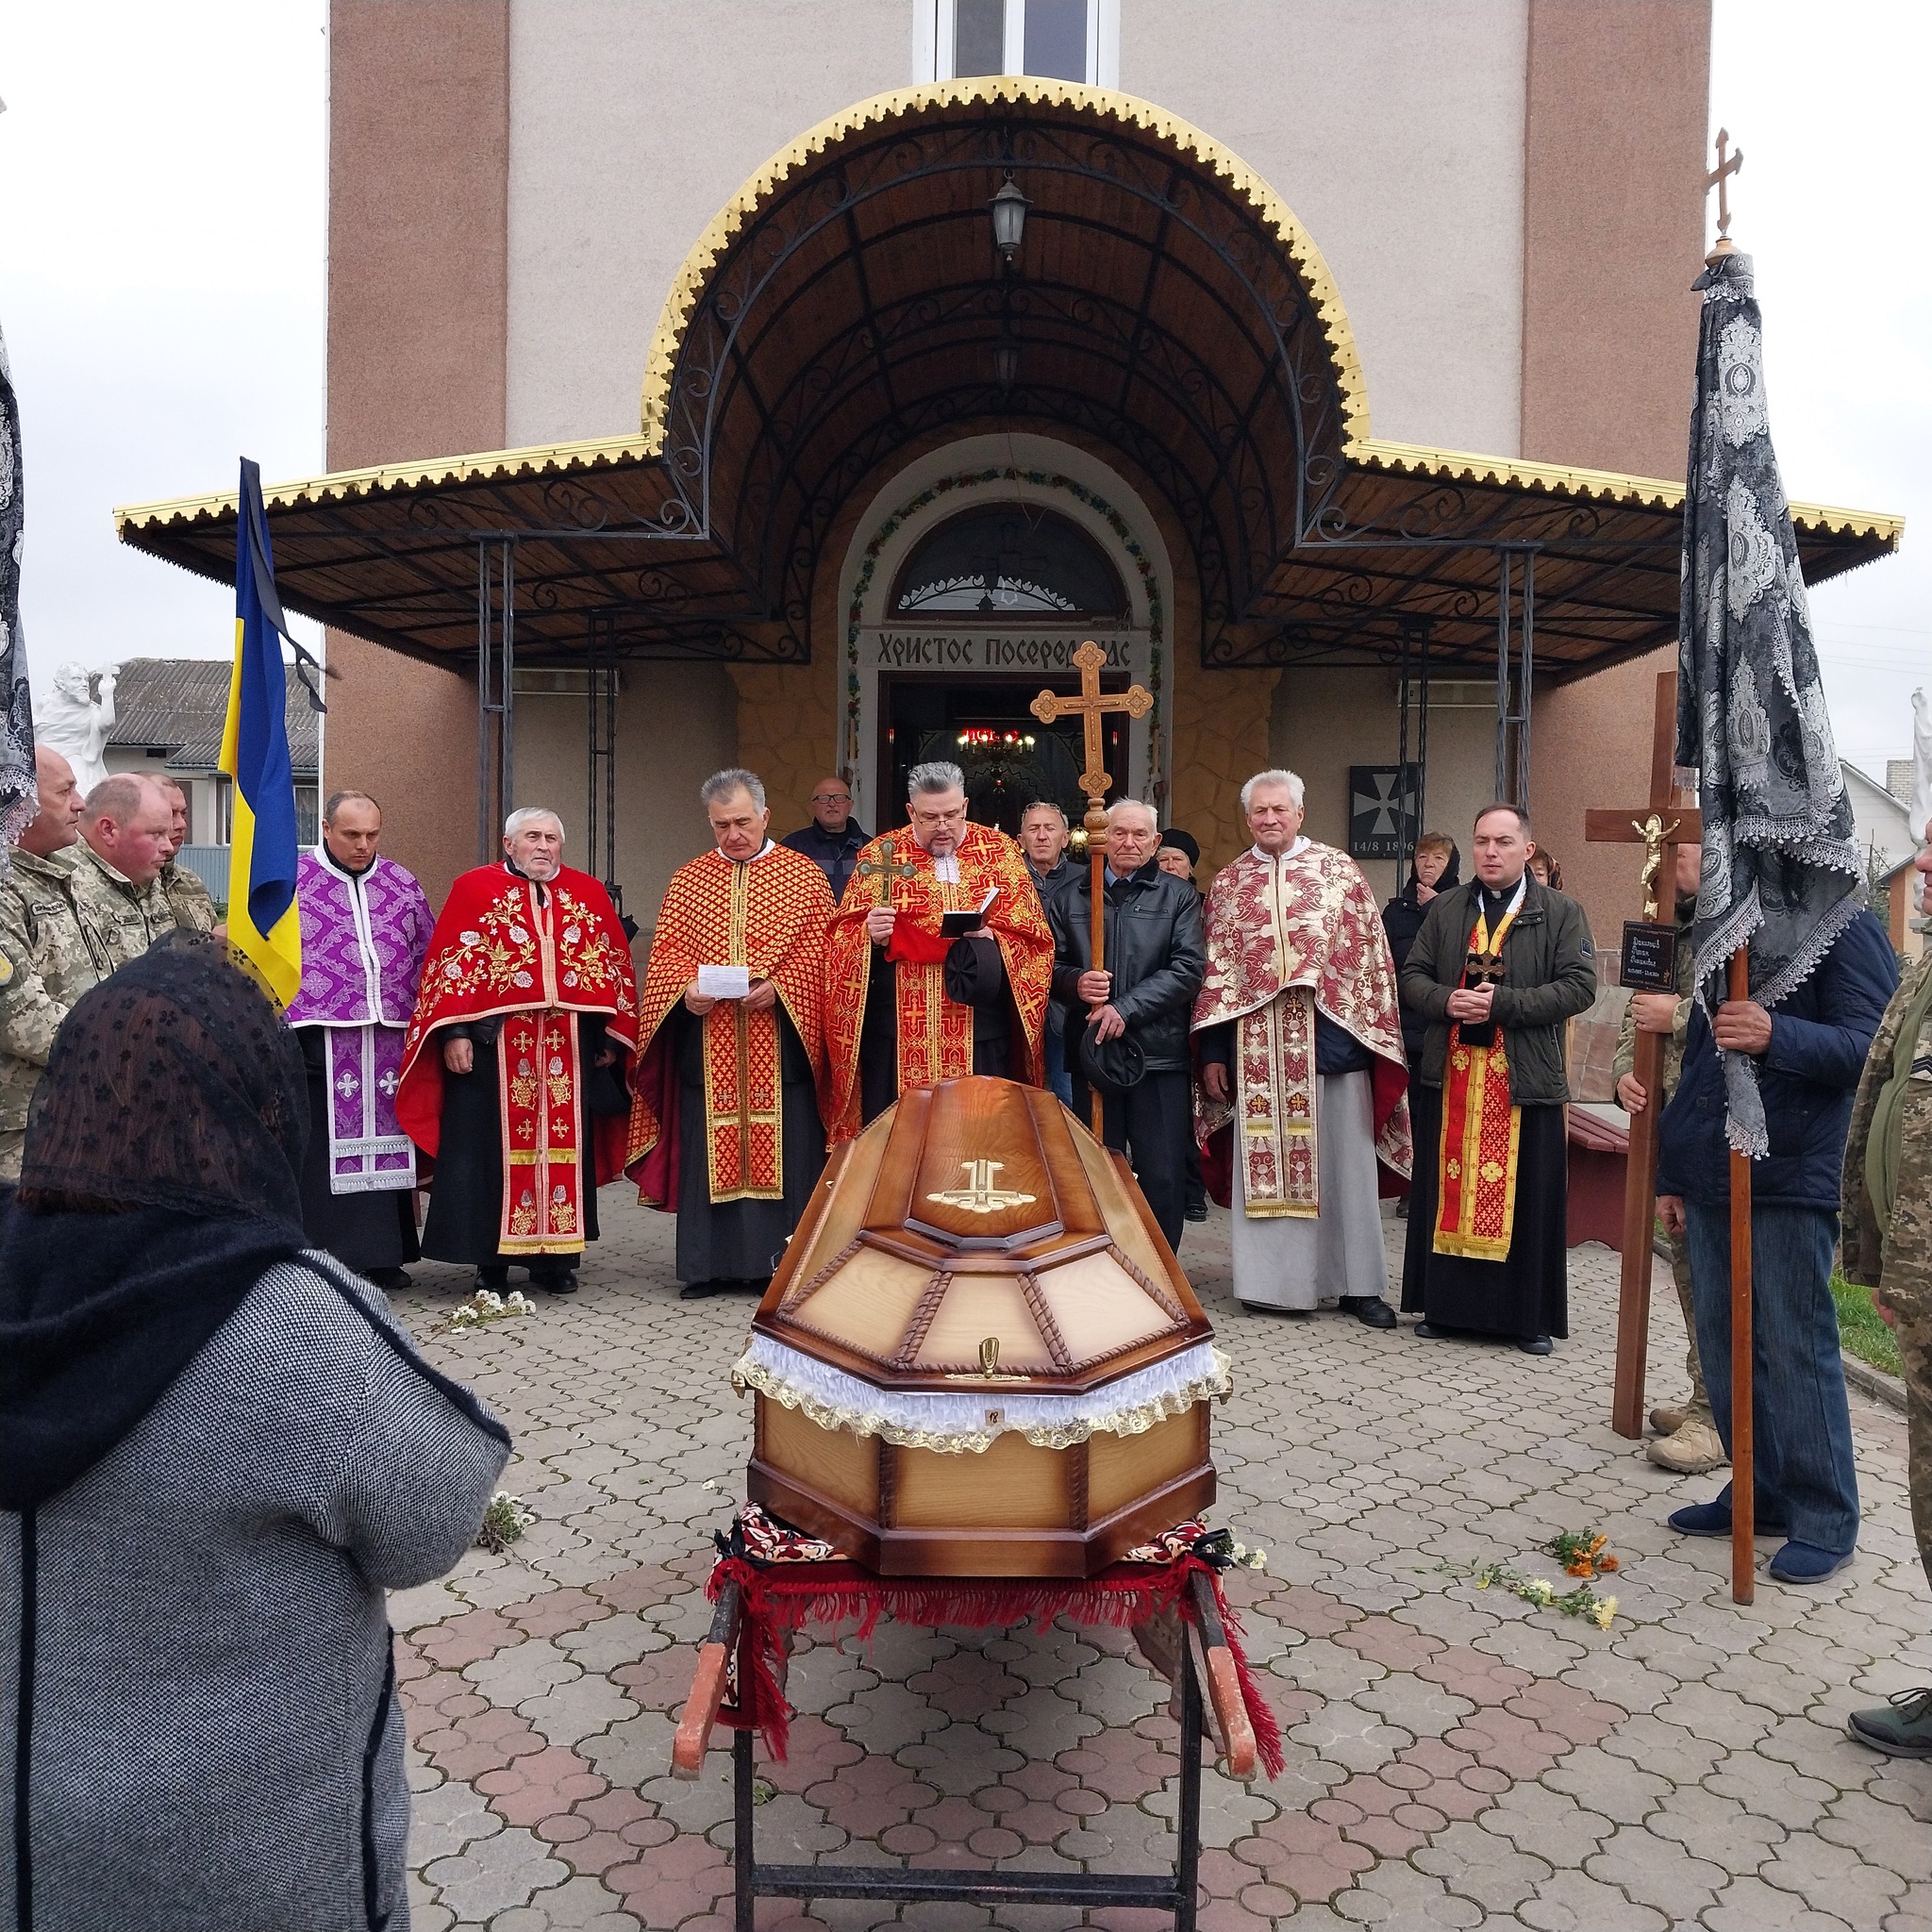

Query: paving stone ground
[[391, 1188, 1932, 1931]]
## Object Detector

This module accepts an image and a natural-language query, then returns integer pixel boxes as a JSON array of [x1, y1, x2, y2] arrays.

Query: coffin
[[735, 1075, 1228, 1577]]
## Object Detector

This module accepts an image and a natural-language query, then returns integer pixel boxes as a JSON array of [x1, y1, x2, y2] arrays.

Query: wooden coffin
[[738, 1075, 1225, 1577]]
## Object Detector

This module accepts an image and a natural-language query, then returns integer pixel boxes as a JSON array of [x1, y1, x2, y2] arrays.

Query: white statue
[[1912, 687, 1932, 848], [36, 661, 117, 797]]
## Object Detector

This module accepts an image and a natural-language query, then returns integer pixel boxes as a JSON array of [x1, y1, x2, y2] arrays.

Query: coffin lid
[[752, 1076, 1214, 1396]]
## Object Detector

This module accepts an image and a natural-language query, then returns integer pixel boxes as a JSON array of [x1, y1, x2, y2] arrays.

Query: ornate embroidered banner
[[498, 1009, 585, 1253], [1234, 984, 1320, 1218]]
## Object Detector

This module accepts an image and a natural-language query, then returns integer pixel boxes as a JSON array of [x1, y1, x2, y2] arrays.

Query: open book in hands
[[938, 887, 999, 940]]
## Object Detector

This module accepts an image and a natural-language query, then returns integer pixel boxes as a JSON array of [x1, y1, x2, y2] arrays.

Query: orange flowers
[[1547, 1529, 1620, 1579]]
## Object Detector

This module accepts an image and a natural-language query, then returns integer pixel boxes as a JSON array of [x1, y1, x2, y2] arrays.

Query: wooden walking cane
[[1727, 946, 1755, 1604], [1031, 642, 1154, 1135]]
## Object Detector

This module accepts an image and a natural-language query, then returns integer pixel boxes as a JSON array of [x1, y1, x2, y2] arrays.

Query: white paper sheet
[[696, 964, 752, 999]]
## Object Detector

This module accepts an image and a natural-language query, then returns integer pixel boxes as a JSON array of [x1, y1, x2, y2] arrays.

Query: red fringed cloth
[[706, 1549, 1286, 1780]]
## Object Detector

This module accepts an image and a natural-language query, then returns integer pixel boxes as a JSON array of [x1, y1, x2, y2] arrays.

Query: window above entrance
[[891, 503, 1126, 619], [922, 0, 1119, 88]]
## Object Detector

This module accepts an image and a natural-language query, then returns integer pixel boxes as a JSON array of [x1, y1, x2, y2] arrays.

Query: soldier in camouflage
[[1845, 838, 1932, 1756], [1614, 842, 1725, 1474], [0, 748, 107, 1179], [69, 774, 178, 966], [154, 774, 220, 938]]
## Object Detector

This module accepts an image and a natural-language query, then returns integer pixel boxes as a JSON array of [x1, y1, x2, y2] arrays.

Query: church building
[[117, 1, 1897, 943]]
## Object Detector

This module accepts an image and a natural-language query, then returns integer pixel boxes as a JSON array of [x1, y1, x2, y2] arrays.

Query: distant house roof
[[106, 657, 319, 779], [1844, 761, 1917, 877]]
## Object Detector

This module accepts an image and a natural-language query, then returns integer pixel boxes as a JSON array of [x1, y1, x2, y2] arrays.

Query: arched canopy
[[116, 78, 1900, 675]]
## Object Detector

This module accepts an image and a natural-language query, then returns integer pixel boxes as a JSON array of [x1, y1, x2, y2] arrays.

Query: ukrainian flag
[[220, 458, 303, 1005]]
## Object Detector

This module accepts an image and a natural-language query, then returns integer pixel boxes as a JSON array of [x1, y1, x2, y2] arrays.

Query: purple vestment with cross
[[286, 850, 433, 1194]]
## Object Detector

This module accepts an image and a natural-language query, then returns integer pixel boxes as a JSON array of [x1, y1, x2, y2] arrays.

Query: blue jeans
[[1044, 1020, 1074, 1106], [1686, 1200, 1858, 1555]]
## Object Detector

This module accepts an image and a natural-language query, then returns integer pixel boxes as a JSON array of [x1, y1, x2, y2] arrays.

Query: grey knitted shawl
[[1674, 251, 1863, 1158]]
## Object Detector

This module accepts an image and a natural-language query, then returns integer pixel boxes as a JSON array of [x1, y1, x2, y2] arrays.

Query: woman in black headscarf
[[1, 935, 510, 1932], [1382, 833, 1460, 1072]]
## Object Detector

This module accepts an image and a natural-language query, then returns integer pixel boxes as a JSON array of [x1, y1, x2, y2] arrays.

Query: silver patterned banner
[[0, 322, 35, 859], [1674, 252, 1862, 1157]]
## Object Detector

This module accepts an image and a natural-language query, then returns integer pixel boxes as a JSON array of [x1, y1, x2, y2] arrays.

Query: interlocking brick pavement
[[393, 1188, 1932, 1928]]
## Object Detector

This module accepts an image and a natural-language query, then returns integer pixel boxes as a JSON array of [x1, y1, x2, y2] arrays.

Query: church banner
[[861, 629, 1147, 674]]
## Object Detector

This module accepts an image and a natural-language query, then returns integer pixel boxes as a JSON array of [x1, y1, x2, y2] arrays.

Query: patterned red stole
[[1432, 886, 1524, 1260]]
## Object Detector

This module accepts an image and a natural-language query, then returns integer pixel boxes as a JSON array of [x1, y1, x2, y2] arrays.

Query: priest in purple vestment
[[286, 791, 434, 1287]]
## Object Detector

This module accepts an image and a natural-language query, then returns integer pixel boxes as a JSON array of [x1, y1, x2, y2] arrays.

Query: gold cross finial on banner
[[1706, 126, 1743, 260]]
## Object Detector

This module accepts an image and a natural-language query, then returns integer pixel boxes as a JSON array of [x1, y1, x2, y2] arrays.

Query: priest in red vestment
[[824, 761, 1052, 1141], [628, 769, 834, 1299], [397, 808, 639, 1295], [1192, 770, 1411, 1325]]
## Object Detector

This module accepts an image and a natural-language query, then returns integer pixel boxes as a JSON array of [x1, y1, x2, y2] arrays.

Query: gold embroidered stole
[[1432, 891, 1524, 1260], [1236, 854, 1320, 1218], [496, 892, 587, 1255], [703, 859, 784, 1204]]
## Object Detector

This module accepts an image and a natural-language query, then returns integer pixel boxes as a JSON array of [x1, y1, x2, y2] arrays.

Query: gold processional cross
[[856, 851, 920, 905], [1029, 641, 1156, 1133]]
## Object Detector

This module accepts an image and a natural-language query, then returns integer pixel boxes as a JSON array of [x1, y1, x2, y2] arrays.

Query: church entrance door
[[878, 671, 1130, 834]]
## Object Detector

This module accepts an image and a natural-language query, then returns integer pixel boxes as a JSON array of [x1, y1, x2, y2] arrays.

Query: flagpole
[[1728, 946, 1754, 1604]]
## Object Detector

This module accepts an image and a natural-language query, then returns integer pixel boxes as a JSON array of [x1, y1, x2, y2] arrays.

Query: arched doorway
[[842, 433, 1171, 833]]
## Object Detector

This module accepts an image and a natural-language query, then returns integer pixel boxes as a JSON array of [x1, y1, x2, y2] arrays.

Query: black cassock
[[858, 935, 1012, 1125], [420, 1012, 623, 1274], [670, 1003, 826, 1288], [294, 1025, 420, 1274]]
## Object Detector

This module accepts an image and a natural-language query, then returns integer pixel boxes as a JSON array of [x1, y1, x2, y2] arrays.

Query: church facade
[[117, 3, 1892, 945]]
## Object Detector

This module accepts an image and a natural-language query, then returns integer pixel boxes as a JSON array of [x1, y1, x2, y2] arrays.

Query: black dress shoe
[[1184, 1201, 1209, 1223], [530, 1270, 579, 1296], [474, 1266, 509, 1292], [1517, 1334, 1553, 1356], [1340, 1296, 1397, 1330], [365, 1267, 414, 1292], [679, 1280, 731, 1300], [1412, 1321, 1451, 1340]]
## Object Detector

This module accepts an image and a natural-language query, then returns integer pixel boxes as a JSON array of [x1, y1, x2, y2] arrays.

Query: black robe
[[858, 936, 1013, 1125], [419, 1013, 619, 1272], [671, 1003, 826, 1287], [294, 1025, 420, 1274]]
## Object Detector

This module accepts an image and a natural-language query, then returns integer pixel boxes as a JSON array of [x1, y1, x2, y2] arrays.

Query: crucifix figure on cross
[[1030, 640, 1155, 1132]]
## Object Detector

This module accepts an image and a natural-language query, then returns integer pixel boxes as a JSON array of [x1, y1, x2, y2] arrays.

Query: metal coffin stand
[[675, 1571, 1256, 1932]]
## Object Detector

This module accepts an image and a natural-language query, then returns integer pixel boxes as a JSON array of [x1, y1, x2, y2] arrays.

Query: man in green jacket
[[1398, 803, 1598, 1353], [1843, 838, 1932, 1755]]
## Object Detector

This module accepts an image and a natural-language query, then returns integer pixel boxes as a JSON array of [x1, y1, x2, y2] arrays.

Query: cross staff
[[1031, 641, 1155, 1134], [1705, 126, 1743, 258], [1583, 670, 1705, 1446], [855, 851, 919, 906]]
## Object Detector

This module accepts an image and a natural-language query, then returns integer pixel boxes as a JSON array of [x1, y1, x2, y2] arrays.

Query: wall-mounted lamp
[[989, 171, 1030, 265]]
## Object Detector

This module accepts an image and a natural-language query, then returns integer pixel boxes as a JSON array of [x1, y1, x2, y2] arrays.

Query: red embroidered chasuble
[[1191, 841, 1411, 1215], [396, 863, 640, 1256], [822, 823, 1053, 1141], [1432, 891, 1524, 1260], [626, 843, 833, 1209]]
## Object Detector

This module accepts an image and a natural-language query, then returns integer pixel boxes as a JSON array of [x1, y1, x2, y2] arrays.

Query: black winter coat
[[1382, 844, 1461, 1066], [1048, 860, 1207, 1073]]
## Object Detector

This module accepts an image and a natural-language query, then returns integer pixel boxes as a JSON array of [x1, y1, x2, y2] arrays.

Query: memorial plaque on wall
[[1347, 765, 1422, 861], [1620, 921, 1679, 993]]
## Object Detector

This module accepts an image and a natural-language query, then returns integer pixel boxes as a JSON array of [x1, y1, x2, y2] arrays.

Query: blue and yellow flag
[[220, 458, 304, 1006]]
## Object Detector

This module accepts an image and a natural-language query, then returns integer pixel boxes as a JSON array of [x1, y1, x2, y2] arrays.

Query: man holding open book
[[824, 760, 1054, 1138]]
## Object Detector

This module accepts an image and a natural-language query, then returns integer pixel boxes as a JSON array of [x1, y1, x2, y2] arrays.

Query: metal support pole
[[1494, 550, 1511, 802], [476, 538, 518, 862], [476, 541, 493, 865], [1396, 623, 1411, 880], [1517, 548, 1536, 810], [498, 541, 516, 825], [1415, 620, 1430, 840], [1175, 1633, 1203, 1932], [733, 1724, 755, 1932]]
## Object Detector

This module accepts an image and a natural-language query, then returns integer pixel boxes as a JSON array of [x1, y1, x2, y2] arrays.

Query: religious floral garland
[[844, 466, 1166, 788], [730, 1331, 1231, 1454]]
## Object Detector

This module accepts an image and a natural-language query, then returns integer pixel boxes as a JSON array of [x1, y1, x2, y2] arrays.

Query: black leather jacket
[[1048, 860, 1207, 1073]]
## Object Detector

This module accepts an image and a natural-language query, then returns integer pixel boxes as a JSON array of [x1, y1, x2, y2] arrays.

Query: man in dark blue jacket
[[780, 776, 869, 904], [1657, 908, 1899, 1584]]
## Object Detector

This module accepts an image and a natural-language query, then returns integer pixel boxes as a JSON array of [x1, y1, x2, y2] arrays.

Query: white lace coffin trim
[[732, 1332, 1232, 1455]]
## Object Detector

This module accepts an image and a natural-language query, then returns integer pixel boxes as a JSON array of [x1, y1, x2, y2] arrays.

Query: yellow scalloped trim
[[636, 75, 1369, 451], [1349, 437, 1904, 544]]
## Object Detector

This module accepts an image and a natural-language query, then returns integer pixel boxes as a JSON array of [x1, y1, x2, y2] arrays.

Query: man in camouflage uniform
[[0, 747, 106, 1179], [154, 774, 220, 937], [69, 774, 177, 964], [1615, 842, 1725, 1474], [1844, 837, 1932, 1755]]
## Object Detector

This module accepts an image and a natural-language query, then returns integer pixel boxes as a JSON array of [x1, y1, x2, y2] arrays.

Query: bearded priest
[[629, 769, 835, 1299], [285, 790, 433, 1290], [397, 808, 639, 1295], [824, 760, 1053, 1139], [1193, 769, 1412, 1325]]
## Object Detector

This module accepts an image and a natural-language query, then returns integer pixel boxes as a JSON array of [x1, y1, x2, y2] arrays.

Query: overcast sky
[[0, 0, 1923, 778]]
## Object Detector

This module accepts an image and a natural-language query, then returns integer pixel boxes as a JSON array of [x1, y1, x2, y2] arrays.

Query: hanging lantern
[[989, 172, 1030, 265]]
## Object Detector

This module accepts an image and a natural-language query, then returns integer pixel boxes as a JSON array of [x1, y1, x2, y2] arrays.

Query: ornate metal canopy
[[116, 77, 1899, 677]]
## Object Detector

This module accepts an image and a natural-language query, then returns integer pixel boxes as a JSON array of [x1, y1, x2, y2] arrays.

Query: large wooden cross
[[1031, 641, 1155, 1132], [1705, 126, 1744, 254], [1583, 668, 1703, 1442]]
